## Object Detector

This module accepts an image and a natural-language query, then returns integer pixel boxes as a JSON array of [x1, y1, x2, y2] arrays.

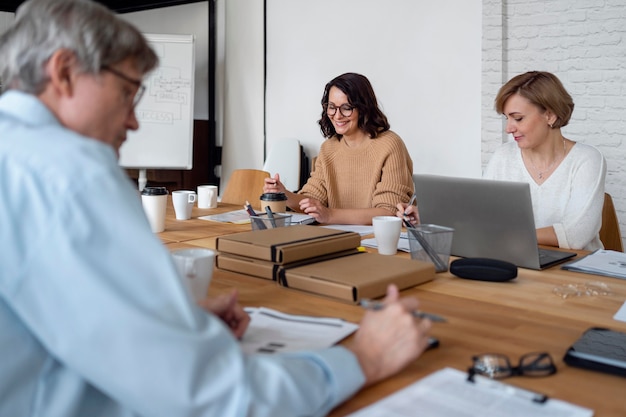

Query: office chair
[[263, 138, 302, 192], [221, 169, 270, 210], [310, 156, 318, 175], [600, 193, 623, 252]]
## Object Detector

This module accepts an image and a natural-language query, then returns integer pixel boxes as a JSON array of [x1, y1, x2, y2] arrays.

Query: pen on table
[[359, 299, 447, 323], [244, 201, 266, 229], [265, 206, 277, 228]]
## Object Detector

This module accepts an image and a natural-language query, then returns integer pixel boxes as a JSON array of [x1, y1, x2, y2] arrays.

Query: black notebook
[[563, 327, 626, 377]]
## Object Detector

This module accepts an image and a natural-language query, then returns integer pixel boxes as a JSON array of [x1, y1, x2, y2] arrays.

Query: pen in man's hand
[[359, 298, 447, 323]]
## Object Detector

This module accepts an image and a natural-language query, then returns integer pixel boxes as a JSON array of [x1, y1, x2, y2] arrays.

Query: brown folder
[[215, 225, 361, 264], [277, 252, 436, 303], [216, 249, 361, 281]]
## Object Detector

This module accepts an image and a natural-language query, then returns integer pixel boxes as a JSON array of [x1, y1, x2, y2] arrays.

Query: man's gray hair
[[0, 0, 158, 94]]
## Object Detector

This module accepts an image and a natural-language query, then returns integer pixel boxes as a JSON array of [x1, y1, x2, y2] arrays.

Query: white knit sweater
[[484, 141, 606, 250]]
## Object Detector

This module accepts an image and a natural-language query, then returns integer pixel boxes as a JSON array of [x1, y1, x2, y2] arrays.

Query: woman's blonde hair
[[495, 71, 574, 128]]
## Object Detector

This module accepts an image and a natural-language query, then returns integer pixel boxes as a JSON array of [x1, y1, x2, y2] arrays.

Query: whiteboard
[[119, 33, 195, 169], [264, 0, 482, 178]]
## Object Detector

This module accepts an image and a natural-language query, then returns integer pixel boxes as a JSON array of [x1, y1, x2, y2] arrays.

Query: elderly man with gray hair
[[0, 1, 432, 416]]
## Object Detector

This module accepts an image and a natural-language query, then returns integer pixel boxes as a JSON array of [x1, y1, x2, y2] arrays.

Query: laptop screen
[[412, 174, 572, 269]]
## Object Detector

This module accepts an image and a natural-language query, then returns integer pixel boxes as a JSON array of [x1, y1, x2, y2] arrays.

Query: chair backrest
[[600, 193, 623, 252], [263, 138, 302, 192], [310, 156, 318, 175], [221, 169, 270, 209]]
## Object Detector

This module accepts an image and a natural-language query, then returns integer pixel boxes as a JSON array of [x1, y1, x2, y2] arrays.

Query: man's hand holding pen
[[348, 285, 432, 387]]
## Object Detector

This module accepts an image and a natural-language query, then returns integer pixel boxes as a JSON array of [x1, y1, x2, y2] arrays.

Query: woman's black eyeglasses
[[324, 103, 354, 117], [467, 352, 557, 381]]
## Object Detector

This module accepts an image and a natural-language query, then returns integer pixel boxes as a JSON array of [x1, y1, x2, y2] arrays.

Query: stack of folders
[[216, 225, 435, 303]]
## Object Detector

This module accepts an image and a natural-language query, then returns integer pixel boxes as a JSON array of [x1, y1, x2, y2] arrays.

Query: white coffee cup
[[197, 185, 218, 209], [172, 190, 197, 220], [372, 216, 402, 255], [172, 248, 216, 301], [141, 187, 169, 233]]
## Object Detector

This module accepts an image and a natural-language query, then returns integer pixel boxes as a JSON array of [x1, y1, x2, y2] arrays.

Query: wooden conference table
[[160, 199, 626, 416]]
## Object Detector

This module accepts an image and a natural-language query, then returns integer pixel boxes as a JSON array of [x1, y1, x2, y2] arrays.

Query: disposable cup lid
[[260, 192, 287, 201], [141, 186, 169, 196]]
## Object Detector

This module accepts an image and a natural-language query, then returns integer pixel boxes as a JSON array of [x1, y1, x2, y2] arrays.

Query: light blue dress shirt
[[0, 91, 365, 417]]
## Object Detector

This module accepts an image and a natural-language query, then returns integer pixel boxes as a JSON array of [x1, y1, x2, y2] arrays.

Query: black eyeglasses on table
[[467, 352, 557, 381]]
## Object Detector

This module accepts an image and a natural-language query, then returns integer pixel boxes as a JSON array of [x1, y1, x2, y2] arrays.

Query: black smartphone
[[563, 327, 626, 377]]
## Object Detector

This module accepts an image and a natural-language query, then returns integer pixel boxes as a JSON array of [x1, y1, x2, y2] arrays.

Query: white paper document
[[289, 213, 317, 225], [361, 231, 412, 253], [240, 307, 359, 354], [199, 209, 250, 224], [562, 249, 626, 279], [321, 224, 375, 236], [199, 210, 315, 225], [346, 367, 593, 417], [613, 301, 626, 322]]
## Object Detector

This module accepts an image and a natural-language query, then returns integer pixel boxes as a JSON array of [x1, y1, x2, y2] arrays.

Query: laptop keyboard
[[538, 248, 576, 268]]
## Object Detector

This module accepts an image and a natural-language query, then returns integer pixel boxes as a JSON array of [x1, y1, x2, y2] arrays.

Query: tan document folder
[[277, 252, 435, 303], [215, 225, 361, 264], [216, 249, 361, 281]]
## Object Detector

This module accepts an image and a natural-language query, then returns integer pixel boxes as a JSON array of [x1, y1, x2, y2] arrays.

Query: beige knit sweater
[[299, 130, 414, 215]]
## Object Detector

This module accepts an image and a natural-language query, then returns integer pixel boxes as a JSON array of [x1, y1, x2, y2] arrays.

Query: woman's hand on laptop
[[396, 202, 420, 225]]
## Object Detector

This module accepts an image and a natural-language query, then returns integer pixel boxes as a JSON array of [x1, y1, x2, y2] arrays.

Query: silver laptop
[[413, 174, 576, 270]]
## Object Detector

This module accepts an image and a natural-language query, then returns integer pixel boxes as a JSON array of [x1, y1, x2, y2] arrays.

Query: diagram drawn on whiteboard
[[119, 33, 195, 170], [138, 63, 192, 125]]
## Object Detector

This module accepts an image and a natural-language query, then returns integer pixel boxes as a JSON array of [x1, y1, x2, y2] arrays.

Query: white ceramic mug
[[172, 248, 216, 301], [197, 185, 218, 209], [172, 190, 197, 220], [372, 216, 402, 255], [141, 187, 169, 233]]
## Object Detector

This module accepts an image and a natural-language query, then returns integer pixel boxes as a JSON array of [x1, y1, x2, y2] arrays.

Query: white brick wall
[[482, 0, 626, 248]]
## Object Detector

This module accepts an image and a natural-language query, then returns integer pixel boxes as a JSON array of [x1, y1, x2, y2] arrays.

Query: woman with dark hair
[[264, 72, 414, 225], [484, 71, 606, 250]]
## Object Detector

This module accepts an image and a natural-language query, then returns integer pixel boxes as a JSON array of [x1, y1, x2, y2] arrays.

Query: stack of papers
[[199, 209, 316, 225], [321, 224, 374, 236], [289, 213, 317, 225], [347, 367, 593, 417], [361, 231, 412, 252], [240, 307, 358, 354], [199, 209, 250, 224], [562, 249, 626, 279]]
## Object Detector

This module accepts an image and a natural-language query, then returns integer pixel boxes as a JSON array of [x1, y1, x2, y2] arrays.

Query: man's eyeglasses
[[102, 65, 146, 108], [324, 103, 355, 117], [467, 352, 557, 381]]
